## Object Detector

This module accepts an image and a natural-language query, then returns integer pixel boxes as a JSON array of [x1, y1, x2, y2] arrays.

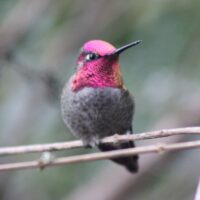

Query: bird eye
[[85, 53, 99, 61]]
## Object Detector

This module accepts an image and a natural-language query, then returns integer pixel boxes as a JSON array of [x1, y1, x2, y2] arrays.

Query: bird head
[[71, 40, 141, 91]]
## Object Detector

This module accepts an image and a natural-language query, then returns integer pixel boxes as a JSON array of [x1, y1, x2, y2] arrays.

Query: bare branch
[[0, 127, 200, 156], [0, 139, 200, 172], [194, 178, 200, 200]]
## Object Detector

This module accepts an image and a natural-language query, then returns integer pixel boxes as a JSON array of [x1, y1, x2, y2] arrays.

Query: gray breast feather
[[61, 84, 134, 145]]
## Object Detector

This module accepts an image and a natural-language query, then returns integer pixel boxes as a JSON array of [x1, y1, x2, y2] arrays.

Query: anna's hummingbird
[[61, 39, 141, 173]]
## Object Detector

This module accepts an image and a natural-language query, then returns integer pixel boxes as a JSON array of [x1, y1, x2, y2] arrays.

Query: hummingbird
[[61, 39, 141, 173]]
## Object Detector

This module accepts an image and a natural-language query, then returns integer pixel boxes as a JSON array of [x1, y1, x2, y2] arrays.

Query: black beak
[[109, 40, 142, 56]]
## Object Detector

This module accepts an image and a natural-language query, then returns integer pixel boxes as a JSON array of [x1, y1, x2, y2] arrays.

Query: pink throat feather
[[71, 59, 123, 91]]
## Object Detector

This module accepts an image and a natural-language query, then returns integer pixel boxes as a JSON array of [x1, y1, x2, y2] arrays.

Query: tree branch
[[0, 139, 200, 172], [194, 178, 200, 200], [0, 126, 200, 156]]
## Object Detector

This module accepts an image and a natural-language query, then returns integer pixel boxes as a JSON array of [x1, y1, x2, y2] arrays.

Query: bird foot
[[82, 140, 92, 148], [82, 138, 102, 148]]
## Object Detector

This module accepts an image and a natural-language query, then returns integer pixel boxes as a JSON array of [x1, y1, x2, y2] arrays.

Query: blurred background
[[0, 0, 200, 199]]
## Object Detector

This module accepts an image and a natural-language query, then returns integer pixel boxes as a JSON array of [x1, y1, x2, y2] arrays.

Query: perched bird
[[61, 39, 141, 173]]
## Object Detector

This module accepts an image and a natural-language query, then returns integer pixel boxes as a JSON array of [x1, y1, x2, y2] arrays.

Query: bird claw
[[82, 140, 92, 148], [82, 138, 102, 148], [94, 138, 102, 146], [91, 138, 102, 147]]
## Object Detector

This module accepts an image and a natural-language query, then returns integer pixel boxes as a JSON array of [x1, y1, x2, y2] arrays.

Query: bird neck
[[71, 62, 123, 91]]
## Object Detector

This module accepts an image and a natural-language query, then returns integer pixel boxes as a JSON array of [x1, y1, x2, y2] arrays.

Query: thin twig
[[0, 127, 200, 156], [0, 139, 200, 172], [194, 178, 200, 200]]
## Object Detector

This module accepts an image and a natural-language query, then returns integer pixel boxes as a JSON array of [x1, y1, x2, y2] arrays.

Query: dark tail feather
[[98, 141, 139, 173]]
